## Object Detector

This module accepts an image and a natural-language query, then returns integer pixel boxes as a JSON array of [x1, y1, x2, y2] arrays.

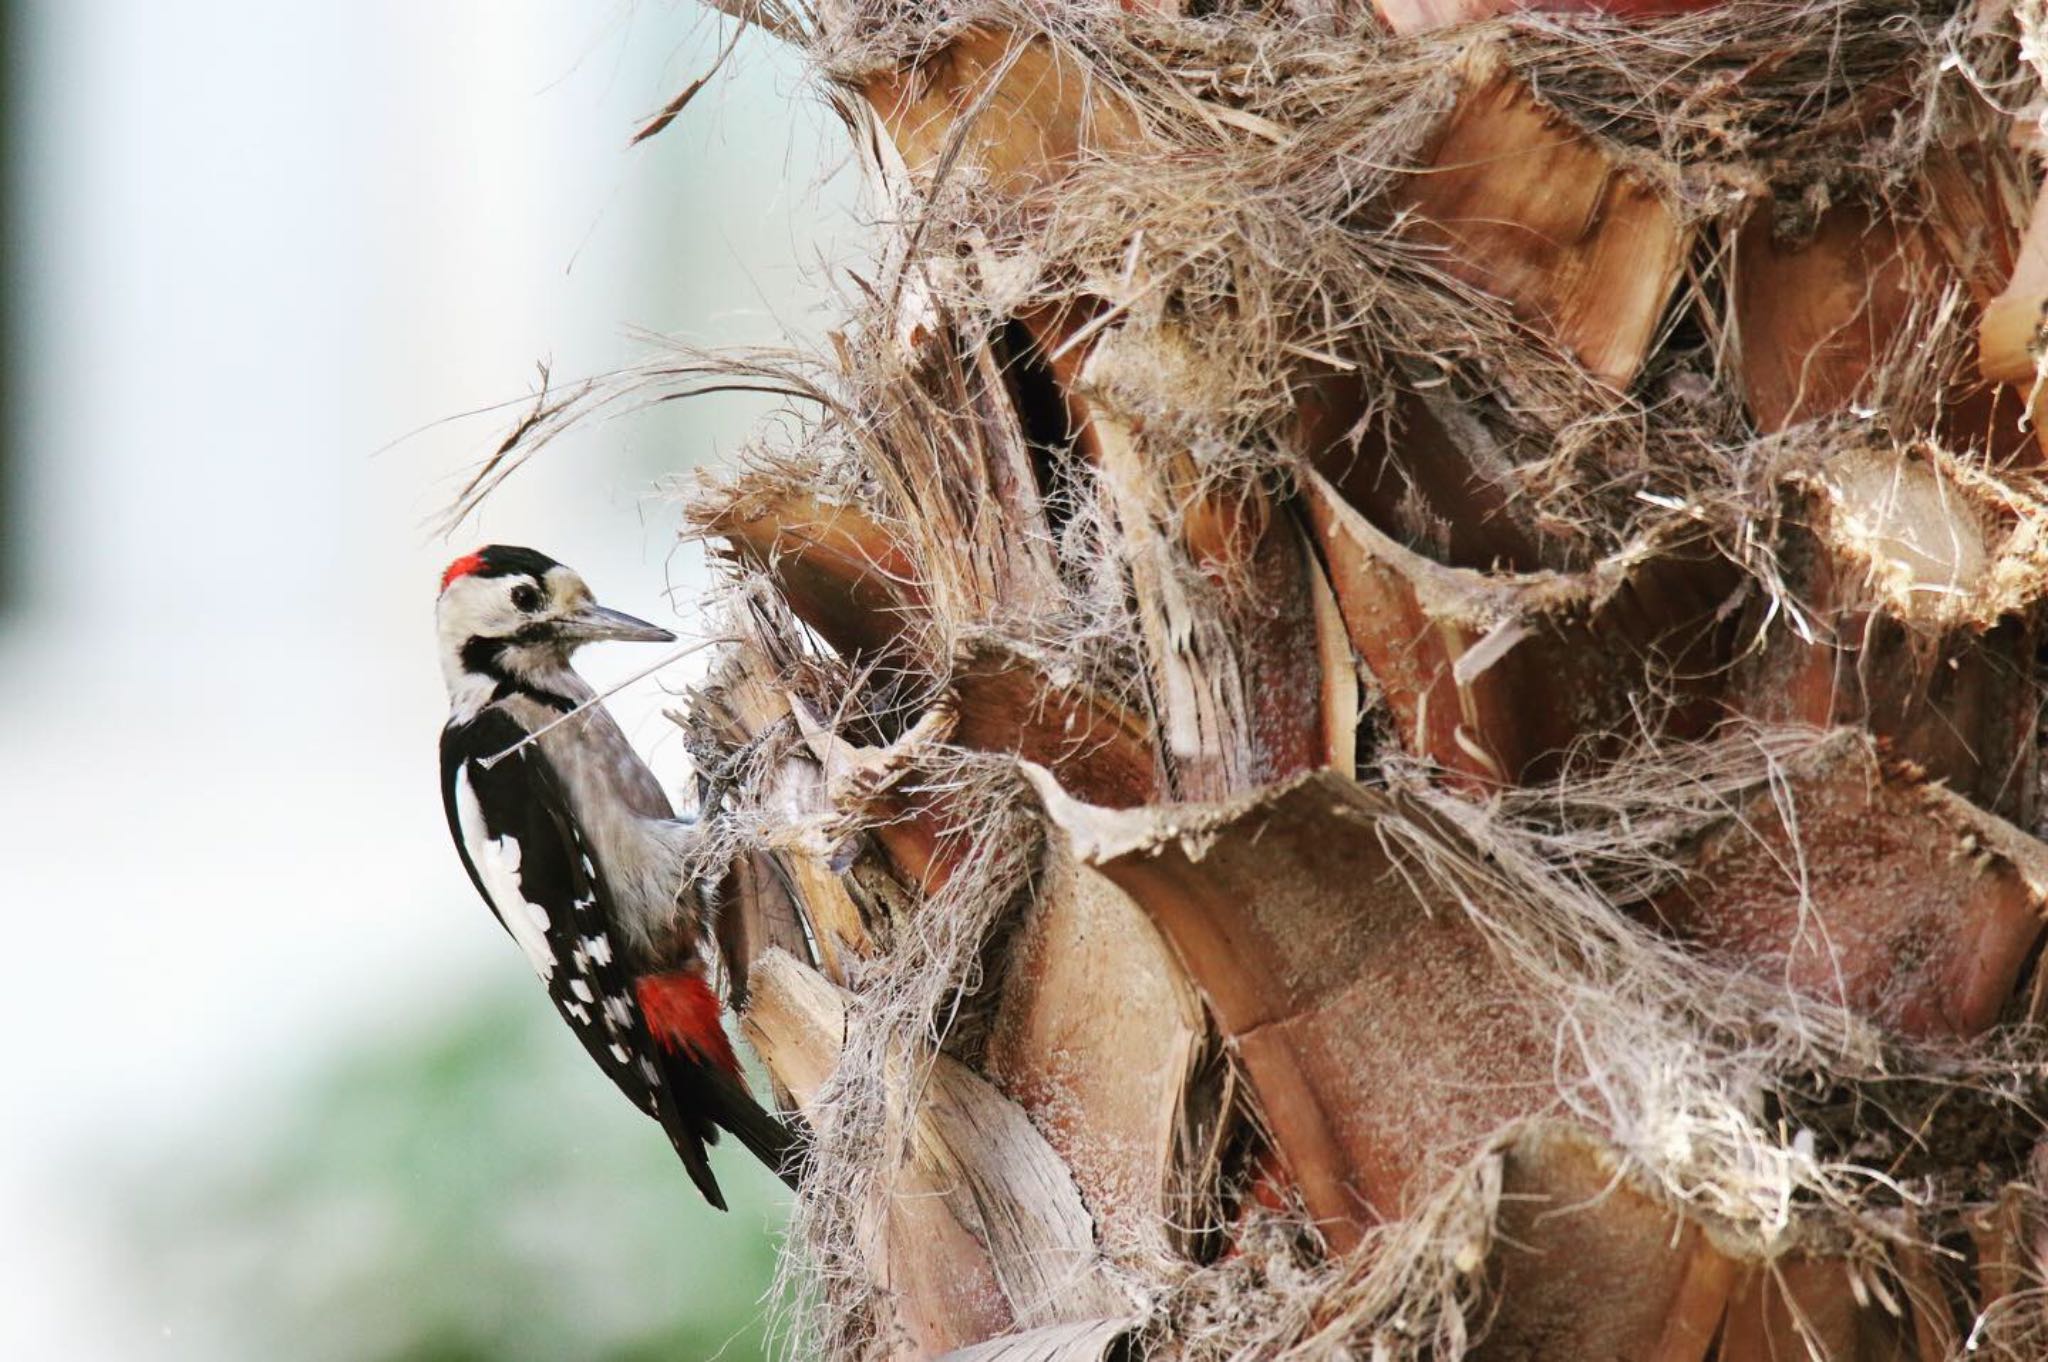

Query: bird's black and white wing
[[438, 708, 736, 1206]]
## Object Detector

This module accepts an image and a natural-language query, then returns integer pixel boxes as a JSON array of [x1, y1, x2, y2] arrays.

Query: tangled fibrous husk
[[465, 0, 2042, 558], [461, 0, 2048, 1354], [697, 574, 2048, 1357], [797, 0, 2019, 550]]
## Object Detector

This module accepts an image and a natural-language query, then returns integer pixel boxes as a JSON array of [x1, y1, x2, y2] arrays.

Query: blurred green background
[[119, 984, 792, 1362]]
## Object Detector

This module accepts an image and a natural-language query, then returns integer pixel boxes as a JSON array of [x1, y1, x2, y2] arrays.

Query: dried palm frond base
[[471, 0, 2048, 1355]]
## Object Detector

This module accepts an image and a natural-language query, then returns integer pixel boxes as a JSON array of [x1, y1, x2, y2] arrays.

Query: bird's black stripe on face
[[457, 636, 579, 713], [504, 621, 564, 646]]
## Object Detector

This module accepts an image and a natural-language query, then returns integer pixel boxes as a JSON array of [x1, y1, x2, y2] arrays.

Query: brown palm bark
[[487, 0, 2048, 1355]]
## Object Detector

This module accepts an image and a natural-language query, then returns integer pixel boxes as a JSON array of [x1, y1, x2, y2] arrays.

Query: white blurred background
[[0, 4, 856, 1356]]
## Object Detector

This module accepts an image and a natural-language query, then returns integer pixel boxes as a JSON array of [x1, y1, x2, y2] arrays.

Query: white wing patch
[[454, 767, 558, 982]]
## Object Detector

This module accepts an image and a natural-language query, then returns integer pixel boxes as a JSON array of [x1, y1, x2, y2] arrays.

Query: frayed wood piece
[[1982, 177, 2048, 389], [951, 637, 1165, 808], [1303, 528, 1360, 780], [1396, 47, 1686, 391], [1642, 1239, 1740, 1362], [904, 1055, 1135, 1340], [697, 482, 923, 660], [863, 330, 1067, 626], [718, 851, 819, 1007], [1916, 142, 2037, 462], [1029, 767, 1562, 1253], [691, 641, 875, 985], [986, 813, 1206, 1260], [1727, 190, 2031, 457], [1969, 1153, 2046, 1328], [791, 693, 957, 809], [1731, 444, 2047, 827], [1301, 466, 1731, 787], [1890, 1243, 1962, 1361], [1922, 137, 2035, 460], [1011, 310, 1357, 800], [785, 694, 964, 893], [1884, 140, 2031, 456], [743, 944, 854, 1109], [744, 949, 1131, 1355], [692, 645, 826, 1002], [693, 630, 800, 742], [1921, 139, 2032, 317], [1733, 200, 1930, 433], [1476, 1125, 1724, 1361], [934, 1316, 1137, 1362], [1649, 730, 2048, 1039], [1372, 0, 1724, 35], [1483, 1125, 1944, 1360], [860, 28, 1139, 202], [1091, 409, 1330, 800], [957, 332, 1066, 613], [1019, 308, 1278, 575], [787, 855, 872, 985], [1712, 1258, 1914, 1361], [1299, 377, 1550, 575], [749, 950, 1014, 1354]]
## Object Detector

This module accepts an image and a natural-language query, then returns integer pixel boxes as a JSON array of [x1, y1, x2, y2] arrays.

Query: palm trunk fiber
[[488, 0, 2048, 1356]]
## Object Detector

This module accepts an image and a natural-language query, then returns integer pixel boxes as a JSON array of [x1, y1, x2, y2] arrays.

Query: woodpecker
[[435, 544, 797, 1208]]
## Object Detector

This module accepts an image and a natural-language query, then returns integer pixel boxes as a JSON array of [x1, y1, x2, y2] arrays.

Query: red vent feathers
[[636, 971, 739, 1076], [439, 552, 487, 593]]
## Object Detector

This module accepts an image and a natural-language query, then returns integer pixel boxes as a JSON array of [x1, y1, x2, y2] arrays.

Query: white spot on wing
[[570, 979, 595, 1003], [583, 934, 613, 966], [609, 1043, 630, 1064], [454, 768, 557, 981], [565, 1001, 592, 1024]]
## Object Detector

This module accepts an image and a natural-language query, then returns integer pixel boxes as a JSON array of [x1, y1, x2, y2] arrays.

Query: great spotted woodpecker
[[435, 544, 797, 1208]]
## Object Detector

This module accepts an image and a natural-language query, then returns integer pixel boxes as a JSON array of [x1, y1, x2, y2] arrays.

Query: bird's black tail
[[706, 1063, 806, 1189], [659, 1059, 806, 1210]]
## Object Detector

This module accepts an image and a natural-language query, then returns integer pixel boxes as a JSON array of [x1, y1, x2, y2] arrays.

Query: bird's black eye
[[510, 583, 542, 612]]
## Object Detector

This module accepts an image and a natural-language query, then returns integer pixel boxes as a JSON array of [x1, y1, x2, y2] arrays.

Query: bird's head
[[436, 545, 674, 697]]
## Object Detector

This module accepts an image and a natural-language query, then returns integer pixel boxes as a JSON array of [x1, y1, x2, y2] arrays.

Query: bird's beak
[[556, 603, 676, 645]]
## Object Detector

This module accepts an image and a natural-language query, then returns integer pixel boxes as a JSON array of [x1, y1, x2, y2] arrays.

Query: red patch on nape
[[439, 551, 487, 593], [636, 970, 739, 1076]]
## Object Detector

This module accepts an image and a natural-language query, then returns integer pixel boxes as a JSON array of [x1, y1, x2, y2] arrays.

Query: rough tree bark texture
[[493, 0, 2048, 1355]]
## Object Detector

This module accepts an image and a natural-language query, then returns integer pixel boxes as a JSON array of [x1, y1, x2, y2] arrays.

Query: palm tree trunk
[[512, 0, 2048, 1355]]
